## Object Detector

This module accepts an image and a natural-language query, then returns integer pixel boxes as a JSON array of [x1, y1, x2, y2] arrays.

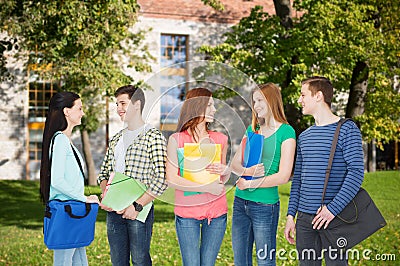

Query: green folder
[[101, 172, 152, 223]]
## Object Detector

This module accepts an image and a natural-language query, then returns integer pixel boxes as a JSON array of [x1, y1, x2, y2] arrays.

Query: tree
[[1, 0, 153, 184], [199, 0, 400, 146]]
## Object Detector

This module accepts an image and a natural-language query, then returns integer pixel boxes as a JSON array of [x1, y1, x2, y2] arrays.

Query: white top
[[114, 124, 152, 173]]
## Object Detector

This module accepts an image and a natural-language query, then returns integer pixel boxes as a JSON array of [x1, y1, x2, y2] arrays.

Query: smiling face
[[298, 83, 317, 115], [65, 98, 84, 127], [116, 94, 133, 122], [252, 90, 269, 119], [204, 97, 216, 123]]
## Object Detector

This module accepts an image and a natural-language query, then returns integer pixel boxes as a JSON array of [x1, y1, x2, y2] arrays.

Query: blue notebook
[[241, 131, 264, 180]]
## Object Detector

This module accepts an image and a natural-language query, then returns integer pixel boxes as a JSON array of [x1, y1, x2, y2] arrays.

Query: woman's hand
[[206, 163, 231, 176], [236, 178, 251, 190], [205, 179, 225, 196], [86, 194, 100, 204], [245, 163, 265, 177]]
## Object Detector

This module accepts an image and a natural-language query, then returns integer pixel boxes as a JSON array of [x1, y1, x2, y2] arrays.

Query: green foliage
[[200, 1, 400, 143], [201, 0, 225, 11], [1, 0, 154, 133], [0, 171, 399, 265]]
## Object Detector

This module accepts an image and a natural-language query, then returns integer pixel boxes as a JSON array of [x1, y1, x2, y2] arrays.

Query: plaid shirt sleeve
[[147, 129, 168, 196]]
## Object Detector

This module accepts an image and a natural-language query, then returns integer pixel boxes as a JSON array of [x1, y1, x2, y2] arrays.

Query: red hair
[[176, 88, 212, 142]]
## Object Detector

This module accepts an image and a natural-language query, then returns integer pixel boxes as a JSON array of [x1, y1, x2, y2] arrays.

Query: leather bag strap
[[49, 132, 63, 174], [321, 118, 353, 204], [71, 144, 85, 180]]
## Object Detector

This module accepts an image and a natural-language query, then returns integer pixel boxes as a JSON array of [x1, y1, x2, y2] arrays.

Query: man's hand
[[117, 205, 138, 220], [284, 215, 296, 244], [99, 179, 108, 194], [312, 205, 335, 230]]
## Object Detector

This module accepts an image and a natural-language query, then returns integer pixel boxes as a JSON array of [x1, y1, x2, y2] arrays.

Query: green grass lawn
[[0, 171, 399, 265]]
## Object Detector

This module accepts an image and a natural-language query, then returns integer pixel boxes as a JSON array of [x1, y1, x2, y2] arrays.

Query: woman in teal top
[[40, 92, 99, 266], [231, 83, 296, 265]]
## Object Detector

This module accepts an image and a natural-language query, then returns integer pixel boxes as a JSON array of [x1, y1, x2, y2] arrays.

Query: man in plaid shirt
[[98, 85, 167, 266]]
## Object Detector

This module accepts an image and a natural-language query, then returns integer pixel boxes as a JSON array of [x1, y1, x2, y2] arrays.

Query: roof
[[137, 0, 277, 24]]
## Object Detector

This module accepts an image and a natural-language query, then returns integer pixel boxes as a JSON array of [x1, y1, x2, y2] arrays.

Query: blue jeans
[[106, 207, 154, 266], [232, 196, 280, 266], [296, 211, 348, 266], [53, 247, 88, 266], [175, 214, 227, 266]]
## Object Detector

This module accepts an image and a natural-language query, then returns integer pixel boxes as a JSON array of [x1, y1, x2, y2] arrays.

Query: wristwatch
[[132, 201, 143, 212]]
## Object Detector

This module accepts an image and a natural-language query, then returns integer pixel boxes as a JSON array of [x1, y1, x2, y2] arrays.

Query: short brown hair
[[301, 76, 334, 107], [114, 85, 145, 113]]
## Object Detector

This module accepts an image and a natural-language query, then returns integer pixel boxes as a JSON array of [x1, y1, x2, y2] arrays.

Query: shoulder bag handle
[[321, 118, 353, 204]]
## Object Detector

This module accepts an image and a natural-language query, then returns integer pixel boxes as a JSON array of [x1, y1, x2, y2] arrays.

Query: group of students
[[39, 75, 364, 266]]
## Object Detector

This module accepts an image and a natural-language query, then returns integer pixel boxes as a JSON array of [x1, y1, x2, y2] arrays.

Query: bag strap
[[64, 203, 91, 219], [49, 132, 63, 174], [71, 144, 85, 180], [321, 118, 353, 204]]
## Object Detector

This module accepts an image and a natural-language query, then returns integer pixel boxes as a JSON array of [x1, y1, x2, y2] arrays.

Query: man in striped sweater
[[284, 76, 364, 265]]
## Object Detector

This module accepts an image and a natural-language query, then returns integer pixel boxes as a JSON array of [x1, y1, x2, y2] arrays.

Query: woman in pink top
[[166, 88, 230, 266]]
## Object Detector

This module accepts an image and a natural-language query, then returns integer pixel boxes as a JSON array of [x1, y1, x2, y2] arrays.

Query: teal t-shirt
[[235, 123, 296, 204]]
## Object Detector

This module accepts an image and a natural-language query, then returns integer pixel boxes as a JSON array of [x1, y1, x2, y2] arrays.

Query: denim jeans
[[53, 247, 88, 266], [175, 213, 227, 266], [232, 196, 280, 266], [296, 211, 348, 266], [106, 206, 154, 266]]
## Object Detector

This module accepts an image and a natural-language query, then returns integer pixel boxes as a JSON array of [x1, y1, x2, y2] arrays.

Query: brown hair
[[301, 76, 334, 107], [176, 88, 212, 142], [114, 85, 145, 113], [251, 83, 288, 131]]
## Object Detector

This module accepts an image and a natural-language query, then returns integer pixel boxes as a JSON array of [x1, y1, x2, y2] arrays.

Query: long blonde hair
[[251, 83, 288, 131]]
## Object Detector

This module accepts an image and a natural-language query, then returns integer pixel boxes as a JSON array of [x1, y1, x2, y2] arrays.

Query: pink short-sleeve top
[[172, 130, 228, 222]]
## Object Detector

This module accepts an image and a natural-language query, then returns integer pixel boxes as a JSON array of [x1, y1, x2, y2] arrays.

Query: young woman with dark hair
[[40, 91, 99, 265]]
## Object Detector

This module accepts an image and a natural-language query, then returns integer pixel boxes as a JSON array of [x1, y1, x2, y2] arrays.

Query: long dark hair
[[176, 88, 212, 142], [39, 92, 80, 203]]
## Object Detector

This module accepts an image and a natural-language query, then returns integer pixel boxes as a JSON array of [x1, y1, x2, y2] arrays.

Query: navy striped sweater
[[287, 120, 364, 217]]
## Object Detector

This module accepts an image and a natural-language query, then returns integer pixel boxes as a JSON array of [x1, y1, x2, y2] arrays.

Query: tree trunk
[[345, 61, 369, 118], [80, 129, 97, 186], [272, 0, 303, 135], [346, 61, 373, 171], [273, 0, 293, 29]]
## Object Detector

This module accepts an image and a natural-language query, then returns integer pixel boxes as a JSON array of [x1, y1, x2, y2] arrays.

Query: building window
[[28, 81, 59, 161], [160, 34, 188, 133], [27, 66, 58, 179]]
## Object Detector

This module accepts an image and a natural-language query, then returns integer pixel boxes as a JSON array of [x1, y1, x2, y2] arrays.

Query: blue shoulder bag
[[43, 133, 98, 249]]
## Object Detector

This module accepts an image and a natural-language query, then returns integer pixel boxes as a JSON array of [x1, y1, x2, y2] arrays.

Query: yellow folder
[[183, 143, 221, 184]]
